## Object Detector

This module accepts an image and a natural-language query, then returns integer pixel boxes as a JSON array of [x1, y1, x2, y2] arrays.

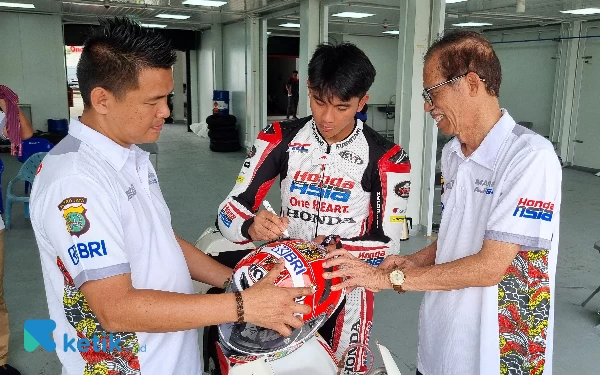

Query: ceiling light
[[156, 14, 190, 20], [452, 22, 493, 27], [182, 0, 227, 6], [280, 23, 300, 28], [140, 23, 168, 28], [331, 12, 375, 19], [446, 0, 468, 3], [560, 8, 600, 15], [266, 31, 272, 35], [383, 30, 400, 35], [0, 2, 35, 9]]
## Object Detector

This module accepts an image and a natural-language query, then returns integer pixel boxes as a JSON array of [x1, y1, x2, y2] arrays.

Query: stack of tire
[[207, 114, 241, 152]]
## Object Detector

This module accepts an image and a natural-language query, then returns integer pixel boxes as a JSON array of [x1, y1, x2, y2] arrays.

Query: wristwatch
[[389, 269, 406, 294]]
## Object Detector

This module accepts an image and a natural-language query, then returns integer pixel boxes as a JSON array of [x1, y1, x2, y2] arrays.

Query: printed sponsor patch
[[513, 197, 554, 222], [67, 240, 109, 266], [394, 181, 410, 199], [219, 205, 237, 228]]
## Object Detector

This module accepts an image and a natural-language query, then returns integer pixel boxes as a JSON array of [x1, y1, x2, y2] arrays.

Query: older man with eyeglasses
[[323, 30, 562, 375]]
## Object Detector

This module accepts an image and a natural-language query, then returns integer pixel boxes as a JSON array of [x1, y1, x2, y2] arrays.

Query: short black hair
[[425, 30, 501, 97], [293, 70, 298, 74], [308, 43, 376, 102], [77, 17, 177, 106]]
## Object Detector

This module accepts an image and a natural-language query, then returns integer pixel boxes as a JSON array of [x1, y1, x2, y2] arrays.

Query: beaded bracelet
[[234, 292, 244, 324]]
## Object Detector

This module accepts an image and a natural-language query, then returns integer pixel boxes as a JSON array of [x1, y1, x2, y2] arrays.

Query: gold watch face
[[390, 270, 405, 285]]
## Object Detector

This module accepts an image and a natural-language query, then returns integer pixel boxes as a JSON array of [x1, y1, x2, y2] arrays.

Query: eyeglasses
[[422, 72, 486, 106]]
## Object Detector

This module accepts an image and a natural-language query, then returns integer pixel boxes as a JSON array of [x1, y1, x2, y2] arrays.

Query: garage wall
[[198, 30, 215, 124], [0, 12, 68, 131], [485, 28, 561, 137], [223, 21, 247, 139], [343, 34, 399, 135]]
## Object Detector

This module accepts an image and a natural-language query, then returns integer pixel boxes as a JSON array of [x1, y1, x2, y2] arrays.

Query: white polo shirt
[[30, 118, 201, 375], [417, 110, 561, 375]]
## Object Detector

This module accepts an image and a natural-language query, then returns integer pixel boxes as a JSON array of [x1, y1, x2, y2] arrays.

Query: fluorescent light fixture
[[156, 14, 191, 20], [0, 2, 35, 8], [452, 22, 493, 27], [446, 0, 468, 3], [182, 0, 227, 6], [140, 23, 168, 28], [267, 31, 272, 35], [560, 8, 600, 15], [331, 12, 374, 19], [280, 23, 300, 28], [383, 30, 400, 35]]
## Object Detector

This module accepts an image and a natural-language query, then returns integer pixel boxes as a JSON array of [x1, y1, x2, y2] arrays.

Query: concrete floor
[[2, 122, 599, 374]]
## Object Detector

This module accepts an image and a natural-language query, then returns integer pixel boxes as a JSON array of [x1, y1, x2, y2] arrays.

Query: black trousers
[[287, 95, 299, 118]]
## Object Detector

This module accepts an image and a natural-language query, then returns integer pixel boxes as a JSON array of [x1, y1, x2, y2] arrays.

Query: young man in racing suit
[[217, 43, 411, 373]]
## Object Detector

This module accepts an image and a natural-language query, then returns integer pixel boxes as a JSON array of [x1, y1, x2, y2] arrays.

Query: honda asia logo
[[338, 150, 364, 165], [286, 208, 356, 225], [513, 197, 554, 222], [290, 171, 354, 203], [358, 251, 386, 267]]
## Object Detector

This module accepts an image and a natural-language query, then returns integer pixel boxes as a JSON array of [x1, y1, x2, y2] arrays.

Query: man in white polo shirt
[[30, 17, 312, 375], [322, 30, 562, 375]]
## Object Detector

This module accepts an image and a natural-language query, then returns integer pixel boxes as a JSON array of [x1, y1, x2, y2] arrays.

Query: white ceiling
[[3, 0, 600, 34]]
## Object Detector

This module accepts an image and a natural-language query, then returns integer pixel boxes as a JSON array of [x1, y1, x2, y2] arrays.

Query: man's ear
[[358, 94, 370, 112], [89, 87, 113, 115], [466, 72, 482, 97]]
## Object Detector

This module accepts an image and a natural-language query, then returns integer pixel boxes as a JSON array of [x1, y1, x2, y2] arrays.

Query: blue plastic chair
[[0, 158, 4, 214], [5, 152, 47, 229], [18, 138, 53, 194], [18, 138, 53, 163]]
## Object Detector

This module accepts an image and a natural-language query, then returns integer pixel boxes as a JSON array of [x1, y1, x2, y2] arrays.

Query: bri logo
[[513, 197, 554, 222], [269, 244, 307, 276], [24, 319, 146, 354], [68, 240, 109, 266]]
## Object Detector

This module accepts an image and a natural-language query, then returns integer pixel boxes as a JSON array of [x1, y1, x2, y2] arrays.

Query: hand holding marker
[[262, 200, 290, 238]]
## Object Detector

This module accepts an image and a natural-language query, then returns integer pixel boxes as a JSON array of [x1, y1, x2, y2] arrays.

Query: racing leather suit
[[217, 116, 411, 373]]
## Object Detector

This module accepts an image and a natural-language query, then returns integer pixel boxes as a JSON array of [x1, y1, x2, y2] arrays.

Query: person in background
[[0, 85, 35, 375], [285, 70, 299, 120]]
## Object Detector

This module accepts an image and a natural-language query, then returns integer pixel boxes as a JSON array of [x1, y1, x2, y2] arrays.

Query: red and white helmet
[[218, 239, 345, 357]]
